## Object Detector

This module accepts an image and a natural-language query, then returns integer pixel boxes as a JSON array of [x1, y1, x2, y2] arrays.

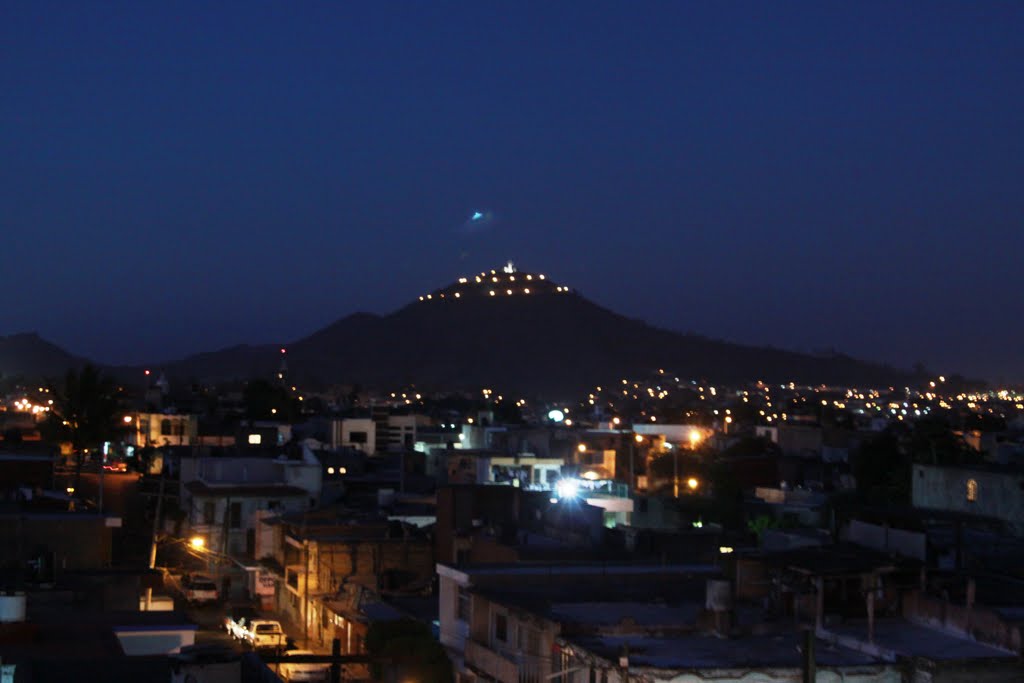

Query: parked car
[[182, 574, 219, 605], [279, 650, 329, 682], [231, 617, 286, 651]]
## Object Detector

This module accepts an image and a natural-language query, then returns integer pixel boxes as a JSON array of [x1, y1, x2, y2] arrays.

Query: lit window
[[248, 433, 261, 445], [966, 479, 978, 502]]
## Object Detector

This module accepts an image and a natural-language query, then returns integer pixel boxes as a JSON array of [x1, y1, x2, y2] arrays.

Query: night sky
[[2, 3, 1022, 382]]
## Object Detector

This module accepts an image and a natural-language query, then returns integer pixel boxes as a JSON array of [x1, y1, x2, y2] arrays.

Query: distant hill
[[153, 267, 919, 395], [0, 332, 90, 380]]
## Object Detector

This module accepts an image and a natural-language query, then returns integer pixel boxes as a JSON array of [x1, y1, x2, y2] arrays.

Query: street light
[[687, 477, 699, 490], [190, 536, 205, 550]]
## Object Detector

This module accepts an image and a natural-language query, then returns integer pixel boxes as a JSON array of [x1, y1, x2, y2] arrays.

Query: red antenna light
[[144, 369, 151, 376], [280, 348, 287, 354]]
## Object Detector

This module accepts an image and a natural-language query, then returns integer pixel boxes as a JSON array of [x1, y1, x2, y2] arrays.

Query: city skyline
[[2, 3, 1022, 381]]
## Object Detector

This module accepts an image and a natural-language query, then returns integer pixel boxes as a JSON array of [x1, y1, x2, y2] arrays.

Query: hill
[[156, 266, 918, 395], [0, 332, 91, 380]]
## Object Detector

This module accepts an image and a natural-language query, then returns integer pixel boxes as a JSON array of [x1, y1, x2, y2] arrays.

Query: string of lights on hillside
[[418, 261, 571, 302]]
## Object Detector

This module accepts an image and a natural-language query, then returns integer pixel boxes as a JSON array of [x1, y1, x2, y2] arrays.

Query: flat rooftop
[[569, 632, 882, 670], [830, 619, 1018, 661]]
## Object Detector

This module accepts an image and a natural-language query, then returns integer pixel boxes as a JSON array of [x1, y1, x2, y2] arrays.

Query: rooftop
[[184, 480, 309, 498], [567, 632, 883, 670], [829, 619, 1018, 661]]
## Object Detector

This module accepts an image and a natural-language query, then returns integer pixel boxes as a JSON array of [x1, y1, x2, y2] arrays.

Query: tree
[[243, 378, 292, 420], [853, 431, 911, 504], [910, 415, 977, 465], [43, 364, 120, 487], [364, 618, 453, 683]]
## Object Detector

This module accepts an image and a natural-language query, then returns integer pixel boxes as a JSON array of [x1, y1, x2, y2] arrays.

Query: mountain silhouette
[[152, 266, 918, 395], [0, 268, 921, 394]]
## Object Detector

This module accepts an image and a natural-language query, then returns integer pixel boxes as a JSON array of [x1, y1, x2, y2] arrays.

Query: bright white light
[[555, 478, 580, 500], [719, 546, 734, 554], [472, 211, 484, 221], [581, 471, 599, 481], [547, 409, 565, 423], [248, 434, 262, 445], [327, 467, 335, 474]]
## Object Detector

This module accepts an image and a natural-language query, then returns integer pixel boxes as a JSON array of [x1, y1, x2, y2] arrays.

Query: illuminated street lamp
[[123, 415, 133, 424], [189, 536, 205, 550], [687, 477, 699, 491]]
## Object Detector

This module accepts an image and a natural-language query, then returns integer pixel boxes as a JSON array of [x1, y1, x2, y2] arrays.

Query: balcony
[[465, 640, 517, 682], [465, 640, 543, 683]]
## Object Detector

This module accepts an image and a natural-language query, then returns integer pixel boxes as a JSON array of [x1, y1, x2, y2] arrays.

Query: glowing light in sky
[[471, 211, 484, 221]]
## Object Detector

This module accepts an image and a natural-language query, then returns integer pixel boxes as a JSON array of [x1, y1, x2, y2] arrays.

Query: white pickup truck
[[225, 610, 286, 651]]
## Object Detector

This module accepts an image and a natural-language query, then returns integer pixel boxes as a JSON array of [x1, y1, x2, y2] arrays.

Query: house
[[256, 507, 434, 651], [436, 562, 722, 682], [913, 463, 1024, 535], [177, 447, 322, 558], [126, 412, 199, 448]]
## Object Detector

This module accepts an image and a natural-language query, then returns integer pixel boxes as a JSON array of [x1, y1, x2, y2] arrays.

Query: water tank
[[0, 593, 27, 623], [705, 580, 733, 612]]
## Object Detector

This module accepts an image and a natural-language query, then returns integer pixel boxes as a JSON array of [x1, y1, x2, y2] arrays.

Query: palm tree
[[44, 364, 120, 488]]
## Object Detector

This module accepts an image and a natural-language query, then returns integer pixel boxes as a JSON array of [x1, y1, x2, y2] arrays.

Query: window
[[160, 419, 172, 436], [349, 431, 368, 444], [457, 586, 470, 621], [203, 501, 216, 525], [248, 433, 262, 445], [229, 501, 242, 528], [493, 612, 508, 643], [966, 479, 978, 502]]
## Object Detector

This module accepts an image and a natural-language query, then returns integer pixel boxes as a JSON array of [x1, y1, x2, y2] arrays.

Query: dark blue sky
[[2, 2, 1022, 382]]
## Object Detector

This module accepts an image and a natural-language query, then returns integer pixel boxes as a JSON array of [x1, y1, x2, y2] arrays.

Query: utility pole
[[673, 448, 679, 499], [145, 468, 166, 611], [98, 453, 105, 513]]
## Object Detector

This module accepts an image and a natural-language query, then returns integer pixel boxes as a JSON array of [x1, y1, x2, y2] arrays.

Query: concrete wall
[[116, 628, 196, 655], [0, 513, 112, 569], [912, 465, 1024, 534], [340, 419, 376, 455]]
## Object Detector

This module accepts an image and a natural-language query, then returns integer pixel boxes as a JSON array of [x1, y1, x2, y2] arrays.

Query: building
[[436, 562, 721, 682], [330, 418, 377, 455], [256, 508, 434, 651], [127, 412, 199, 448], [177, 448, 323, 557], [912, 463, 1024, 535]]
